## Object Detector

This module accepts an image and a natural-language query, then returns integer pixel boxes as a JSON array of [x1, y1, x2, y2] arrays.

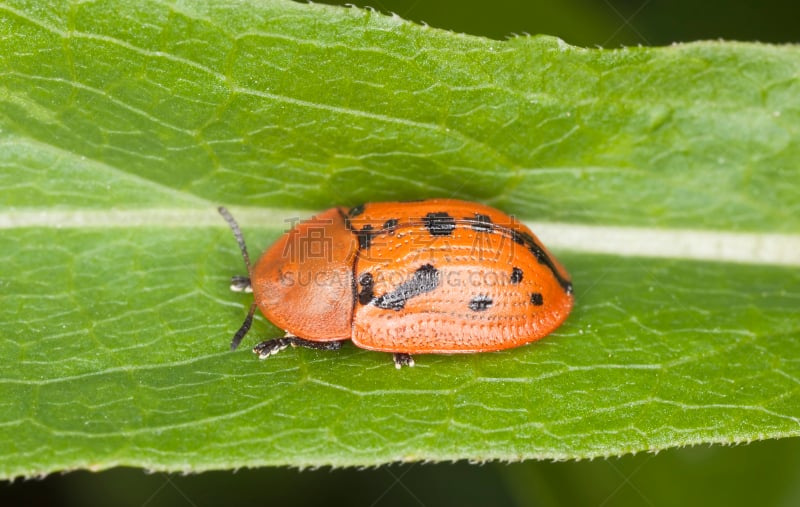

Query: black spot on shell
[[510, 267, 523, 284], [424, 212, 455, 236], [470, 213, 494, 232], [468, 295, 493, 312], [528, 244, 547, 264], [373, 264, 440, 311], [348, 204, 365, 217], [512, 229, 538, 246], [358, 225, 374, 249], [358, 272, 374, 305], [382, 218, 399, 231], [509, 227, 573, 295], [530, 293, 544, 306]]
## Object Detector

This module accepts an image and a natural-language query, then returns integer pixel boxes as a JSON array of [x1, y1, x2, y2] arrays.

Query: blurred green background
[[317, 0, 800, 46], [4, 0, 799, 505], [6, 439, 800, 506]]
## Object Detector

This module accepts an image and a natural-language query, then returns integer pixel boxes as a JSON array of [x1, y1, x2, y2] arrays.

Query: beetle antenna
[[218, 206, 251, 273], [231, 302, 257, 350]]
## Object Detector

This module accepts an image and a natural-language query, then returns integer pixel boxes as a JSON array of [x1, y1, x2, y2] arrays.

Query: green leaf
[[1, 0, 798, 479]]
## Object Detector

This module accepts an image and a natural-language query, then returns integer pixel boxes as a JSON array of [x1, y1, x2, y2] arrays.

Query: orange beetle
[[219, 199, 573, 368]]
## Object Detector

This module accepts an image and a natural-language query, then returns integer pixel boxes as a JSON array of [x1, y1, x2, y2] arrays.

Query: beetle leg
[[252, 338, 291, 359], [393, 353, 415, 369], [286, 337, 344, 351], [252, 336, 344, 359], [229, 275, 252, 293]]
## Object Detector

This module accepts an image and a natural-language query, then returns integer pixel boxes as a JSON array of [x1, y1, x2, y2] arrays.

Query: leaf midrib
[[4, 209, 798, 266]]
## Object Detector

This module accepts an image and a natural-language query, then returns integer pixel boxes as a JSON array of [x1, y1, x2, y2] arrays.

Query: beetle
[[218, 199, 573, 368]]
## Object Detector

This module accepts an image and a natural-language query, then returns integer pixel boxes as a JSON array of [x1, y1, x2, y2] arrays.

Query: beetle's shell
[[250, 199, 573, 354], [347, 200, 573, 353]]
